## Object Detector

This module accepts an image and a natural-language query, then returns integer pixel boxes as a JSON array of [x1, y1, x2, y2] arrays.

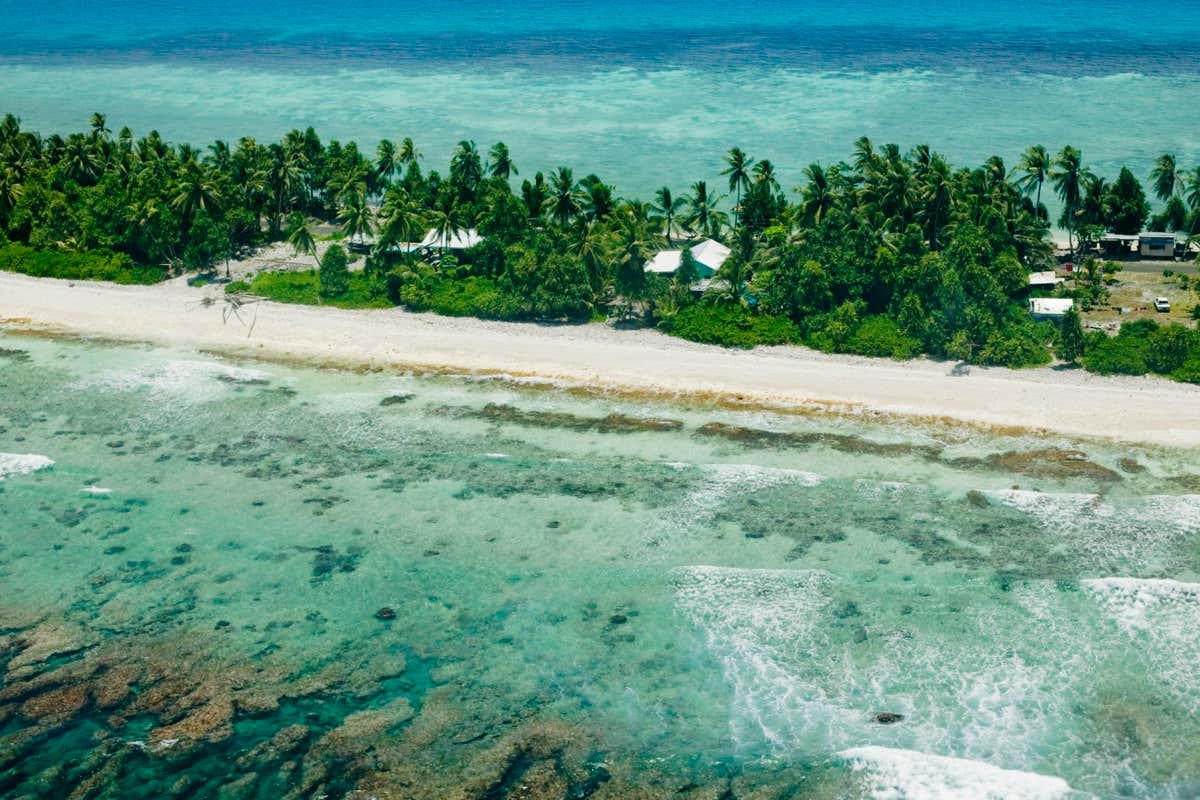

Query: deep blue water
[[6, 0, 1200, 74]]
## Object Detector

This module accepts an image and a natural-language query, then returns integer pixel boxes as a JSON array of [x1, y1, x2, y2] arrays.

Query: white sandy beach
[[3, 272, 1198, 447]]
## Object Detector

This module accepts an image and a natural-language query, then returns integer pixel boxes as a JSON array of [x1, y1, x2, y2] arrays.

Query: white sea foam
[[854, 479, 915, 498], [839, 746, 1075, 800], [1082, 577, 1200, 633], [673, 566, 837, 748], [651, 464, 823, 547], [74, 358, 270, 405], [985, 490, 1200, 570], [81, 485, 113, 495], [0, 453, 54, 480], [1084, 577, 1200, 713], [673, 567, 1088, 765]]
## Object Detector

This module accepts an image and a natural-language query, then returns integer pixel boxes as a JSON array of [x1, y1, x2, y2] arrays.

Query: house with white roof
[[643, 238, 731, 279], [1028, 298, 1074, 319], [1027, 271, 1064, 289], [419, 228, 483, 251]]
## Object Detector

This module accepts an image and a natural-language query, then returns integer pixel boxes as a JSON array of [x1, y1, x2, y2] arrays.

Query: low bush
[[841, 315, 923, 359], [1083, 326, 1152, 376], [0, 242, 164, 284], [659, 303, 801, 348], [975, 323, 1053, 368], [244, 270, 391, 309], [398, 276, 525, 320]]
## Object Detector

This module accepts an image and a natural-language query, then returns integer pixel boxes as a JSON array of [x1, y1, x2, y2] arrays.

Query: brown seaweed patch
[[149, 698, 236, 750], [19, 684, 89, 723], [694, 421, 942, 460], [696, 422, 1122, 483], [479, 403, 684, 434], [984, 449, 1121, 482]]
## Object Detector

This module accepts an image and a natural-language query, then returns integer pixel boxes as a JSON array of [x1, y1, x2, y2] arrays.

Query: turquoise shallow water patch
[[0, 333, 1198, 798]]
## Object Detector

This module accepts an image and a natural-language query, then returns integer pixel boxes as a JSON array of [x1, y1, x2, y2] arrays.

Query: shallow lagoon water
[[3, 0, 1200, 204], [1, 332, 1200, 798]]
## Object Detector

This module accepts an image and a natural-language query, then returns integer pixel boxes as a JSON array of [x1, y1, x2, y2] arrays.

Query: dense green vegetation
[[0, 241, 162, 283], [233, 267, 392, 310], [1083, 319, 1200, 382], [2, 113, 1199, 375]]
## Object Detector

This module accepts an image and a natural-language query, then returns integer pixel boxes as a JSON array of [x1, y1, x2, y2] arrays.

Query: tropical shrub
[[0, 242, 162, 284], [659, 303, 801, 348]]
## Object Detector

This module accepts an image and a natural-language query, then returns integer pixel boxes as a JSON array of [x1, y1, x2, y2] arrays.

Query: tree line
[[2, 113, 1198, 374]]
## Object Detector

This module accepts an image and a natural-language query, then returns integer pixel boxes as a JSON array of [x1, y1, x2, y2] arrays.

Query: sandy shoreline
[[3, 272, 1199, 447]]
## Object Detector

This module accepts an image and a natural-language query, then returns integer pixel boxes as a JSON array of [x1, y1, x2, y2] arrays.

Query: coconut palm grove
[[2, 113, 1200, 378]]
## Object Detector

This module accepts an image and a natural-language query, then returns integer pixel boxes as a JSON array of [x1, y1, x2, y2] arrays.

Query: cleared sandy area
[[3, 272, 1199, 447]]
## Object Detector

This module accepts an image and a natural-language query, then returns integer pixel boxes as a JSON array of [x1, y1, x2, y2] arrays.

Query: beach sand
[[3, 271, 1198, 447]]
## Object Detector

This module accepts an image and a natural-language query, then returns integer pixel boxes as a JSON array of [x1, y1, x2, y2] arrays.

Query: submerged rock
[[0, 347, 31, 362], [985, 449, 1120, 482], [20, 684, 89, 723], [1118, 457, 1146, 474], [380, 394, 415, 407], [478, 403, 683, 434], [966, 490, 990, 508]]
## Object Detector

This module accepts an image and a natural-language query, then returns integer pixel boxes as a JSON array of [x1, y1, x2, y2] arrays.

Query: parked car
[[1154, 297, 1171, 313]]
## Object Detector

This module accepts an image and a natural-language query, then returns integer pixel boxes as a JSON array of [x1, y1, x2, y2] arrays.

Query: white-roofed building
[[1028, 298, 1074, 319], [1027, 271, 1064, 289], [643, 238, 731, 279], [420, 228, 483, 251]]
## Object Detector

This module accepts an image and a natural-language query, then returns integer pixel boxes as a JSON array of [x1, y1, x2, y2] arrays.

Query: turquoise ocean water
[[2, 333, 1200, 797], [2, 1, 1199, 200]]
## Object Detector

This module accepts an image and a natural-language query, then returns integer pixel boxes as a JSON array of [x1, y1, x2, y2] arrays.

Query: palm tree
[[574, 220, 609, 296], [1150, 153, 1184, 203], [338, 189, 374, 243], [920, 155, 954, 249], [652, 186, 685, 243], [376, 188, 424, 252], [752, 159, 779, 192], [684, 180, 723, 238], [89, 113, 110, 141], [375, 139, 398, 183], [550, 167, 579, 226], [1050, 146, 1089, 257], [799, 163, 834, 225], [521, 171, 549, 221], [61, 135, 101, 184], [450, 140, 482, 195], [487, 142, 517, 180], [851, 136, 877, 177], [1015, 145, 1051, 210], [398, 137, 421, 167], [579, 175, 615, 222], [612, 203, 663, 305], [722, 147, 754, 229], [1186, 167, 1200, 223], [285, 212, 317, 264], [172, 161, 222, 229], [428, 201, 461, 256]]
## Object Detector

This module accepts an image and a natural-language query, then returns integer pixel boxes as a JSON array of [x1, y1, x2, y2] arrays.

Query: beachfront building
[[1029, 298, 1074, 320], [1027, 271, 1064, 290], [1098, 233, 1138, 259], [643, 239, 731, 280], [346, 228, 483, 255], [1138, 232, 1176, 259], [419, 228, 483, 252]]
